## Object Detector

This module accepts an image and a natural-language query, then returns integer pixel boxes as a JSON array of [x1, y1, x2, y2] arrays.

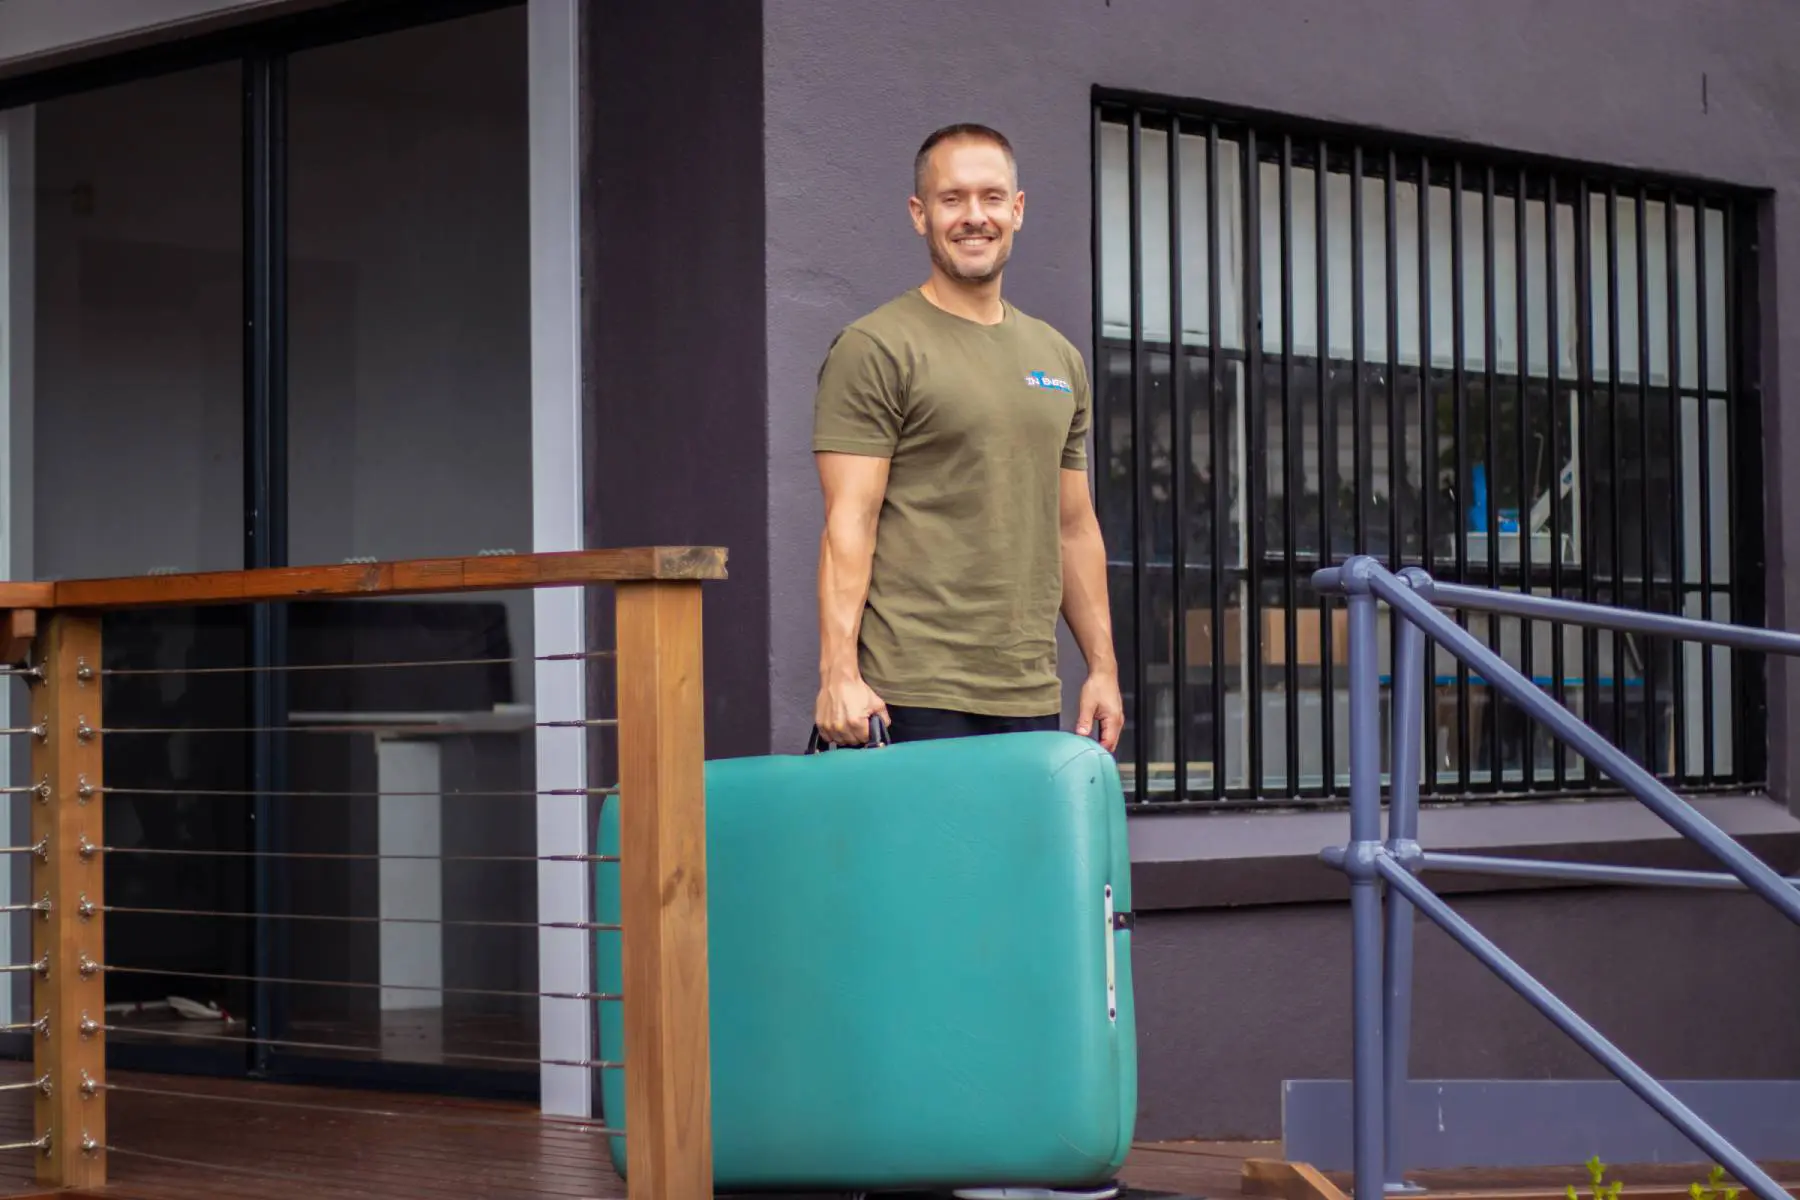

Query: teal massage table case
[[593, 729, 1138, 1192]]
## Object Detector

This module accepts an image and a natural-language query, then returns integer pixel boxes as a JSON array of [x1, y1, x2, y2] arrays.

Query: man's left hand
[[1075, 671, 1124, 752]]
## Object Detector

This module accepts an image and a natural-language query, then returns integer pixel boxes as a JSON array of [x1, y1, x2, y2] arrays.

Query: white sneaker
[[952, 1184, 1122, 1200]]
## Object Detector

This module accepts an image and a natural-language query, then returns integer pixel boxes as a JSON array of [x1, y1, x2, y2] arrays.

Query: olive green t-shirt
[[812, 287, 1091, 717]]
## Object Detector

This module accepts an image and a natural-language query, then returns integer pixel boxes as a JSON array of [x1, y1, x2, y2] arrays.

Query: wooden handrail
[[0, 546, 725, 612], [0, 583, 53, 610]]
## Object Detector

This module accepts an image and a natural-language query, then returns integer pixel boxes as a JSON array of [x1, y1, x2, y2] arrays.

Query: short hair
[[913, 123, 1016, 197]]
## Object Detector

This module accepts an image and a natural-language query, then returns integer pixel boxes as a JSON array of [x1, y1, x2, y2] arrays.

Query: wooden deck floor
[[0, 1063, 1261, 1199], [0, 1064, 1782, 1200], [0, 1068, 622, 1199]]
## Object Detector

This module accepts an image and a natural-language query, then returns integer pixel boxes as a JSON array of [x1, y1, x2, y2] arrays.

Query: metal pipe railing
[[1344, 590, 1387, 1200], [1382, 617, 1426, 1196], [1420, 852, 1800, 891], [1376, 857, 1778, 1198], [1410, 576, 1800, 656], [1315, 556, 1796, 1200]]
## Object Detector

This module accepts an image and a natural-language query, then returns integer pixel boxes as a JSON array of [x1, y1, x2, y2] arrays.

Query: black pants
[[884, 704, 1060, 743]]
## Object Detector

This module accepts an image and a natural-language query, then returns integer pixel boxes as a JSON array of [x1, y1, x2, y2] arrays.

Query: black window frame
[[1092, 87, 1767, 810]]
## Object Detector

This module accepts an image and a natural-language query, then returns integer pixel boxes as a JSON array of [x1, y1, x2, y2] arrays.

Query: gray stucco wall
[[1139, 887, 1800, 1140], [761, 0, 1800, 1143]]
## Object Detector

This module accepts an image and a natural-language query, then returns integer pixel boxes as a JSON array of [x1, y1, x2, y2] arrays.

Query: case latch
[[1104, 885, 1118, 1022]]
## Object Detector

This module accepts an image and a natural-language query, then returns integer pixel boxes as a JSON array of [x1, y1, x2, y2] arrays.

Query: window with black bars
[[1092, 94, 1764, 807]]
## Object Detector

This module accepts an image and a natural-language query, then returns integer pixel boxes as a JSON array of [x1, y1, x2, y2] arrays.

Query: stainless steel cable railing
[[0, 546, 723, 1196]]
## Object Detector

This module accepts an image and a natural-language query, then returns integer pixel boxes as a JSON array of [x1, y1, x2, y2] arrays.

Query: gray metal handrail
[[1314, 556, 1797, 1200]]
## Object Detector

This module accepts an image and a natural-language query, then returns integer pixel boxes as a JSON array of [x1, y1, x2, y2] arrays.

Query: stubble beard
[[929, 231, 1010, 286]]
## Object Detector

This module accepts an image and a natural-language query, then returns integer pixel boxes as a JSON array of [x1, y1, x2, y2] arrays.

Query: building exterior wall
[[4, 0, 1800, 1147], [757, 0, 1800, 1140], [763, 0, 1800, 797], [1140, 886, 1800, 1139], [583, 0, 769, 760]]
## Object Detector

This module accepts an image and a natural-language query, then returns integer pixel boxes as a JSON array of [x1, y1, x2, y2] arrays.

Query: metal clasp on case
[[1104, 884, 1118, 1023]]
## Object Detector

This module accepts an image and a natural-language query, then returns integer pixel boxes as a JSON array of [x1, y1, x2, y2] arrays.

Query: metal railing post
[[1345, 574, 1385, 1200], [1382, 576, 1428, 1194]]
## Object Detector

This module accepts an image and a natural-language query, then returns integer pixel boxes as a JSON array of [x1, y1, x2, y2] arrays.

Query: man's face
[[909, 138, 1024, 285]]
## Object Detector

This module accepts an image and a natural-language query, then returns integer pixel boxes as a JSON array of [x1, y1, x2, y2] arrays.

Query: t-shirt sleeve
[[1061, 348, 1092, 471], [813, 328, 905, 457]]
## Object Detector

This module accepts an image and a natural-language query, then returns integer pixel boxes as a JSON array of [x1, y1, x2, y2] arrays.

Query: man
[[811, 121, 1123, 758], [809, 123, 1128, 1200]]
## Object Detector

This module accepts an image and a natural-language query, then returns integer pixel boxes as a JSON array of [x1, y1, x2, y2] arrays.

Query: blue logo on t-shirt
[[1024, 370, 1074, 394]]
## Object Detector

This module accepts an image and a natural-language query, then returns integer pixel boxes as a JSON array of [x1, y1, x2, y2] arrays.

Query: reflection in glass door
[[276, 5, 535, 1093], [30, 60, 251, 1077]]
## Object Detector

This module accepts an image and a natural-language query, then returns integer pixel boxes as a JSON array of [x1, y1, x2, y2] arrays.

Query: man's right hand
[[814, 675, 890, 746]]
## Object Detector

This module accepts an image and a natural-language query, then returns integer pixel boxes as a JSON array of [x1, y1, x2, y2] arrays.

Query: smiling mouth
[[954, 235, 995, 249]]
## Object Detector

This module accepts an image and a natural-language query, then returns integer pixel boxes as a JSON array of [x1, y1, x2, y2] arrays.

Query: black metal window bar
[[1091, 92, 1764, 807]]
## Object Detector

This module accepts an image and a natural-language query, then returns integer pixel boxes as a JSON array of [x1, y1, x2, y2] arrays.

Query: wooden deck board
[[0, 1066, 624, 1200], [0, 1064, 1781, 1199], [1126, 1141, 1270, 1194], [0, 1072, 1260, 1199]]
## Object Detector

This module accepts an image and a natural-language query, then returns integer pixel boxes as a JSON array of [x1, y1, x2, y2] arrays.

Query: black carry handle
[[806, 713, 890, 754]]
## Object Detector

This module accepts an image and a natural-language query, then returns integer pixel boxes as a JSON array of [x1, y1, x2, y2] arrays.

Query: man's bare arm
[[815, 451, 892, 743], [1059, 467, 1123, 750]]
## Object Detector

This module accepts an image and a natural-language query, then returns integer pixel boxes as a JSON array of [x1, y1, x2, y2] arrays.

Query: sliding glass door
[[1, 0, 540, 1097], [30, 59, 252, 1079], [273, 5, 538, 1094]]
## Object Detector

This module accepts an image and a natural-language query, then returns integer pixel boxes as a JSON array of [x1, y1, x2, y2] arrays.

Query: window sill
[[1127, 792, 1800, 910]]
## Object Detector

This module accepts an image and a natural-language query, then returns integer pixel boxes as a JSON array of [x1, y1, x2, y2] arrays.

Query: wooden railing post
[[614, 580, 712, 1199], [31, 612, 104, 1186]]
